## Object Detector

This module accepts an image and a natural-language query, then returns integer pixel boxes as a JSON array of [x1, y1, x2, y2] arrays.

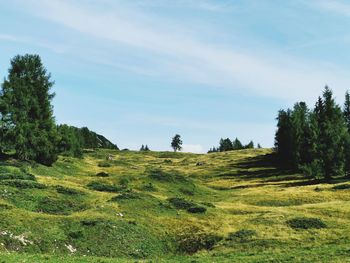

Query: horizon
[[1, 0, 350, 152]]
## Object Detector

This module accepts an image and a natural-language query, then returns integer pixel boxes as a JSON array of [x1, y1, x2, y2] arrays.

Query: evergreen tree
[[57, 124, 83, 157], [275, 109, 293, 167], [245, 141, 254, 149], [0, 54, 58, 165], [344, 91, 350, 131], [219, 138, 233, 151], [171, 134, 182, 152], [317, 87, 347, 179], [232, 138, 243, 150]]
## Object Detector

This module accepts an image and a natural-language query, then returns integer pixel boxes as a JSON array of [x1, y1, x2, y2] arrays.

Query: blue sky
[[1, 0, 350, 152]]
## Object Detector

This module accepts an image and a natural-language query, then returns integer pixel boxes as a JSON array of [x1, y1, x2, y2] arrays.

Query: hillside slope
[[0, 149, 349, 262]]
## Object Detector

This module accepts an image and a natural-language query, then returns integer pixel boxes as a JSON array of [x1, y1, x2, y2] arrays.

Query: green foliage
[[275, 87, 349, 180], [86, 181, 121, 192], [95, 172, 109, 177], [55, 185, 83, 195], [147, 168, 188, 183], [0, 179, 46, 189], [227, 229, 257, 242], [98, 161, 112, 167], [171, 134, 182, 152], [287, 217, 327, 229], [37, 197, 87, 215], [0, 54, 58, 165], [332, 184, 350, 190], [176, 226, 222, 254], [187, 206, 206, 213], [167, 197, 195, 209]]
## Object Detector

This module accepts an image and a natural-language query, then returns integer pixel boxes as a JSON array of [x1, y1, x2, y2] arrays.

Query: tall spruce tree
[[316, 87, 347, 179], [0, 54, 58, 165], [275, 109, 293, 167]]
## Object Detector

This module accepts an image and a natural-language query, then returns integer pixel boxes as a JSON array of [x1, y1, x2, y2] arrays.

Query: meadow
[[0, 148, 349, 262]]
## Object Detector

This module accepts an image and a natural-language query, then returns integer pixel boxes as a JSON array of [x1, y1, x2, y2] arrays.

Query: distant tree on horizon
[[171, 134, 182, 152]]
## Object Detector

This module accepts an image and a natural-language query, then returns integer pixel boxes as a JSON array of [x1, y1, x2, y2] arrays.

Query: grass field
[[0, 148, 349, 262]]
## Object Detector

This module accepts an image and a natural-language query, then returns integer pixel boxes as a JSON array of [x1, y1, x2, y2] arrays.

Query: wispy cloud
[[17, 0, 350, 103], [310, 0, 350, 16]]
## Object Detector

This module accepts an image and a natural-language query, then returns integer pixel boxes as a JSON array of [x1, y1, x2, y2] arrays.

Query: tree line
[[208, 138, 260, 153], [275, 86, 350, 180], [0, 54, 117, 165]]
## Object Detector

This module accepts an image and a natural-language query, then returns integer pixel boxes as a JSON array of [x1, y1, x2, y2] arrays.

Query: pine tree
[[219, 138, 233, 151], [232, 138, 243, 150], [171, 134, 182, 152], [275, 109, 293, 167], [316, 87, 347, 179], [0, 54, 58, 165], [245, 141, 254, 149], [344, 91, 350, 131]]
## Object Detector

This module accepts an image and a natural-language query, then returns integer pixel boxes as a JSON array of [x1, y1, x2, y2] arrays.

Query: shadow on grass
[[214, 153, 350, 189]]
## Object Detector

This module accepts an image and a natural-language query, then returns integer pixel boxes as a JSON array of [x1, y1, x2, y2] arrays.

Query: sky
[[1, 0, 350, 153]]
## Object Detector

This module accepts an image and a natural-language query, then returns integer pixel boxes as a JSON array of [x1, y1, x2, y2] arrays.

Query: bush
[[176, 227, 222, 254], [148, 168, 187, 183], [56, 185, 82, 195], [140, 182, 157, 192], [0, 179, 46, 189], [227, 229, 257, 242], [37, 197, 87, 215], [167, 197, 195, 210], [333, 184, 350, 190], [110, 192, 142, 201], [98, 161, 111, 168], [287, 217, 327, 229], [0, 172, 36, 181], [87, 181, 120, 192], [187, 206, 206, 214], [96, 172, 109, 177]]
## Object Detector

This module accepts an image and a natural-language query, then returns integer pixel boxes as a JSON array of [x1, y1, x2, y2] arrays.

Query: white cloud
[[17, 0, 350, 103], [310, 0, 350, 16], [181, 144, 204, 153]]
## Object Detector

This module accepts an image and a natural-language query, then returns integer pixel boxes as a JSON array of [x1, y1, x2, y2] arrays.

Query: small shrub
[[168, 197, 195, 210], [96, 172, 109, 177], [56, 185, 82, 195], [176, 227, 222, 254], [179, 188, 194, 196], [333, 184, 350, 190], [227, 229, 257, 242], [148, 168, 187, 183], [0, 179, 46, 189], [141, 183, 157, 192], [187, 206, 207, 214], [37, 197, 86, 215], [0, 173, 36, 181], [110, 192, 142, 201], [287, 217, 327, 229], [87, 181, 120, 192], [98, 161, 111, 168]]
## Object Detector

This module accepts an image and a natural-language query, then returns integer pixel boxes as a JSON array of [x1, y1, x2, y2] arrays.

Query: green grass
[[0, 148, 349, 262]]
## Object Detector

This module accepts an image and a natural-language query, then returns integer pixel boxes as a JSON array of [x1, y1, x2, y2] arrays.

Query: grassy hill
[[0, 149, 349, 262]]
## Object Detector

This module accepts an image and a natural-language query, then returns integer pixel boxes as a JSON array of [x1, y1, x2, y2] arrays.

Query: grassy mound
[[287, 217, 327, 229]]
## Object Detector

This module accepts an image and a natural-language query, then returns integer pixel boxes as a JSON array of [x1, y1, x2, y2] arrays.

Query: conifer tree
[[0, 54, 58, 165]]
